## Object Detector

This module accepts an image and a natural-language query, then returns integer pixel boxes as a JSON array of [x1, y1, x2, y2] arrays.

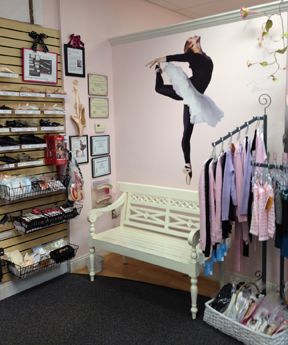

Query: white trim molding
[[109, 1, 288, 46]]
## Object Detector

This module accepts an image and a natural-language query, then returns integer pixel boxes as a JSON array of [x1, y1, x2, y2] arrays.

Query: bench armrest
[[188, 228, 207, 266], [88, 192, 126, 224]]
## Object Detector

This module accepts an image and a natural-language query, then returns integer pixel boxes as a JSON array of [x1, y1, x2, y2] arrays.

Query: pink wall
[[58, 0, 188, 257], [112, 15, 287, 283]]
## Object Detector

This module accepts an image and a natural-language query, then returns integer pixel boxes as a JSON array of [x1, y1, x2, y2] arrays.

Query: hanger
[[237, 127, 241, 142], [245, 122, 249, 136]]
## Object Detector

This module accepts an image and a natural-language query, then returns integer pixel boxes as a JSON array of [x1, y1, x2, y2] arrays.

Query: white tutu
[[163, 63, 224, 127]]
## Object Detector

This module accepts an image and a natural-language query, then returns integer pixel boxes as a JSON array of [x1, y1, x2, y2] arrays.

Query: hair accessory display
[[28, 31, 49, 52], [67, 34, 85, 48]]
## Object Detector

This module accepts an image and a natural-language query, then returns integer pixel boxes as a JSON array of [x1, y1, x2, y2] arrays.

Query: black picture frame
[[64, 44, 85, 77], [90, 135, 110, 156], [69, 135, 89, 164], [92, 155, 111, 178]]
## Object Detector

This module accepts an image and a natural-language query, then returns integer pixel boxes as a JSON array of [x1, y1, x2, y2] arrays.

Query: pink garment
[[250, 183, 259, 237], [214, 155, 223, 243], [255, 129, 267, 163], [250, 182, 275, 241], [199, 160, 208, 251], [208, 160, 216, 245]]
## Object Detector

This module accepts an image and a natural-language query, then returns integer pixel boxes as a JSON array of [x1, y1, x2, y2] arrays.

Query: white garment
[[164, 62, 224, 127]]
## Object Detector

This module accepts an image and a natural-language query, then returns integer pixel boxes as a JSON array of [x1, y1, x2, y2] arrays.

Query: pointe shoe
[[183, 163, 192, 185], [155, 64, 162, 73]]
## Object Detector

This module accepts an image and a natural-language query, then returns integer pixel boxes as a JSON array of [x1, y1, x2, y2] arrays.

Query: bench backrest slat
[[119, 182, 200, 239]]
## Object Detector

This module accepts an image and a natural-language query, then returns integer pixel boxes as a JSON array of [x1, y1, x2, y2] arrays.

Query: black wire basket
[[13, 204, 83, 234], [0, 178, 66, 202], [3, 244, 79, 279]]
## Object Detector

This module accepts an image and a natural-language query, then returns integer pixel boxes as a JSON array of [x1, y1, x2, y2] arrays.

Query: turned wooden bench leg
[[89, 246, 96, 282], [190, 276, 198, 320]]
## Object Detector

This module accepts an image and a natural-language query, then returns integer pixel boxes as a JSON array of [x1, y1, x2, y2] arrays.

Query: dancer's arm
[[146, 52, 196, 68], [166, 52, 194, 63], [145, 56, 166, 68]]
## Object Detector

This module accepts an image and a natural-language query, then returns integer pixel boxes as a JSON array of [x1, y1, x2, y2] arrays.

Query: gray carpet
[[0, 274, 241, 345]]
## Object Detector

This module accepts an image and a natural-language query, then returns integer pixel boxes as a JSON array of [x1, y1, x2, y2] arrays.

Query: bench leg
[[190, 276, 198, 320], [89, 246, 95, 282]]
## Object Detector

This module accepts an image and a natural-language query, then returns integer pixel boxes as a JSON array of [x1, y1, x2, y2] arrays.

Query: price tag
[[19, 92, 45, 98], [44, 110, 65, 115], [10, 127, 38, 132], [46, 93, 66, 99], [0, 91, 19, 96], [15, 110, 41, 115], [40, 126, 64, 131], [21, 143, 47, 149], [0, 145, 20, 151], [0, 72, 18, 78]]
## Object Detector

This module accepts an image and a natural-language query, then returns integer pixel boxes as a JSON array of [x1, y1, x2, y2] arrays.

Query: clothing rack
[[211, 93, 270, 290], [252, 161, 287, 299]]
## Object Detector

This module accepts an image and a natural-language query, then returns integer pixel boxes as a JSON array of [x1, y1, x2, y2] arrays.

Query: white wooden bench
[[88, 182, 202, 319]]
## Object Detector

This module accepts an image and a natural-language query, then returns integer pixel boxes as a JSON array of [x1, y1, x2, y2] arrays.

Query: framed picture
[[92, 155, 111, 178], [89, 97, 109, 118], [64, 44, 85, 77], [22, 48, 58, 84], [88, 74, 108, 96], [90, 135, 110, 156], [69, 135, 89, 164]]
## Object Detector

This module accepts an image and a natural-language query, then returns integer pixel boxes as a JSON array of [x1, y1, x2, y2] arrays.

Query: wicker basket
[[204, 299, 288, 345]]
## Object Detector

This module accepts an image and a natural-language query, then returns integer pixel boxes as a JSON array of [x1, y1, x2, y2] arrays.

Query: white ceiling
[[145, 0, 276, 19]]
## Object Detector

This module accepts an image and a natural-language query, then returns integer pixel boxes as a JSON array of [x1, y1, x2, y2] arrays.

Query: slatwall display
[[0, 17, 67, 283]]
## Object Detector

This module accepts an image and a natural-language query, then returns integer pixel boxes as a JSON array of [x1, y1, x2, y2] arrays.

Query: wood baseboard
[[75, 253, 219, 298]]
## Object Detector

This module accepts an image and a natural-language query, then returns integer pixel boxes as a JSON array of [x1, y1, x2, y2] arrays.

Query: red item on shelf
[[45, 135, 67, 165]]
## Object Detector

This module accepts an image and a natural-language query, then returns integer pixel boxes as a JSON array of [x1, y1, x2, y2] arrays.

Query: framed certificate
[[90, 135, 110, 156], [64, 44, 85, 77], [89, 97, 109, 118], [88, 74, 108, 96], [92, 155, 111, 178]]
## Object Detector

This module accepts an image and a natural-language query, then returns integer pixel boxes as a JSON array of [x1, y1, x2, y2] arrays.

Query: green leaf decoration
[[262, 31, 268, 37], [260, 61, 269, 66], [283, 32, 288, 38], [265, 19, 273, 32], [276, 46, 287, 54]]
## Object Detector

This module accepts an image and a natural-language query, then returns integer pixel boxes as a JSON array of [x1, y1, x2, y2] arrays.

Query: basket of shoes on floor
[[204, 282, 288, 345]]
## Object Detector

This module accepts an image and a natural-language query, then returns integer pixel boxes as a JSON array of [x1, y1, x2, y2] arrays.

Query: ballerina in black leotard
[[146, 35, 223, 184]]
